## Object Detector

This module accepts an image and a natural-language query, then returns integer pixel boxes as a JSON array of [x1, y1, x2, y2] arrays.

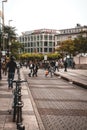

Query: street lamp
[[0, 20, 2, 80], [0, 0, 7, 80], [2, 0, 7, 51], [8, 19, 13, 26]]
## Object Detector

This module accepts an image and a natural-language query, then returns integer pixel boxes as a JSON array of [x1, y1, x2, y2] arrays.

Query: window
[[34, 36, 36, 41], [44, 35, 48, 40], [31, 36, 33, 41], [44, 42, 48, 46], [28, 42, 31, 47], [40, 35, 43, 40], [31, 48, 33, 52], [28, 36, 30, 41], [34, 42, 36, 47], [49, 42, 52, 46], [28, 48, 30, 53], [49, 35, 52, 40], [39, 42, 43, 47], [37, 48, 39, 52], [40, 48, 42, 52], [37, 35, 39, 40], [44, 48, 48, 52], [25, 43, 27, 47], [31, 42, 33, 47], [49, 48, 52, 52], [37, 42, 39, 47]]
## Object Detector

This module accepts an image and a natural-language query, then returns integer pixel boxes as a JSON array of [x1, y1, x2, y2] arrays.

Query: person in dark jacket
[[6, 56, 17, 89], [64, 60, 68, 72]]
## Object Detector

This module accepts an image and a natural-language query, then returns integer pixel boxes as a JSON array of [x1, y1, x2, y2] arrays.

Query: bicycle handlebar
[[12, 80, 27, 83]]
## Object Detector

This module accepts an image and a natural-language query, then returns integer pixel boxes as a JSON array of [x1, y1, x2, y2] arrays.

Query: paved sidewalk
[[25, 68, 87, 130], [0, 68, 39, 130], [0, 67, 87, 130], [55, 68, 87, 88]]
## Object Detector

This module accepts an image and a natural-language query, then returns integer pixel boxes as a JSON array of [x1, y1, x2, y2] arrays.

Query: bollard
[[12, 89, 18, 122], [16, 101, 24, 125]]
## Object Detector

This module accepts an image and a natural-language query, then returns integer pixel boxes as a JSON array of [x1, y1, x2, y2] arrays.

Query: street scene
[[0, 66, 87, 130], [0, 0, 87, 130]]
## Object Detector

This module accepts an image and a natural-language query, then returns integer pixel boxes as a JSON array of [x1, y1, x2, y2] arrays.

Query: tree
[[11, 40, 23, 59], [56, 39, 75, 57], [4, 25, 16, 50], [74, 35, 87, 54], [4, 25, 23, 59]]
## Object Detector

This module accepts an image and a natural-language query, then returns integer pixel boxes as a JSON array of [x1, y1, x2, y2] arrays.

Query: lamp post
[[8, 20, 13, 26], [0, 0, 7, 80], [0, 21, 2, 80], [2, 0, 7, 51]]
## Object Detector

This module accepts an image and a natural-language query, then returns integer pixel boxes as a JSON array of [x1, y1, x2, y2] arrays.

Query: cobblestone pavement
[[24, 68, 87, 130]]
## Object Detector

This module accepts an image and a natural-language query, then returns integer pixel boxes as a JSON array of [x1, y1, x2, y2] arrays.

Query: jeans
[[8, 72, 14, 88]]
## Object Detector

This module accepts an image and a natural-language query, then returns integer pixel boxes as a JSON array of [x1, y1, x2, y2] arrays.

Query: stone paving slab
[[0, 68, 40, 130]]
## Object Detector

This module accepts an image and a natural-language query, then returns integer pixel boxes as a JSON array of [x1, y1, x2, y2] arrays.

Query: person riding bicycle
[[6, 56, 17, 89]]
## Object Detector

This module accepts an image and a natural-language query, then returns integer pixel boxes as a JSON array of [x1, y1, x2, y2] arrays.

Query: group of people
[[44, 59, 76, 77], [1, 56, 76, 89], [28, 61, 39, 77]]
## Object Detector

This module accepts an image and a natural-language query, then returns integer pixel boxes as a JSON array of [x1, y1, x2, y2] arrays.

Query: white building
[[18, 29, 59, 54]]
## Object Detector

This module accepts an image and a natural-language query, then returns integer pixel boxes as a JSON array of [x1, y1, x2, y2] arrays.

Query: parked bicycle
[[12, 65, 26, 130]]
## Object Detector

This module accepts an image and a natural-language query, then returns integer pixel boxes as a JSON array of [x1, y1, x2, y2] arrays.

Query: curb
[[54, 72, 87, 89], [24, 74, 45, 130]]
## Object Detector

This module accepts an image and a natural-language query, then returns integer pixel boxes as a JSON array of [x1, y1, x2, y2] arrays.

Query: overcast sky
[[0, 0, 87, 35]]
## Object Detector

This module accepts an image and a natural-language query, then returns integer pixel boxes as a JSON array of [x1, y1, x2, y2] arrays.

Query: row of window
[[24, 47, 54, 53], [19, 34, 54, 42], [61, 28, 84, 34], [24, 42, 55, 47]]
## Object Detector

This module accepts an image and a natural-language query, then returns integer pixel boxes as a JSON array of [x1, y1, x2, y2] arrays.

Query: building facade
[[18, 25, 87, 55], [55, 25, 87, 50], [18, 29, 59, 54]]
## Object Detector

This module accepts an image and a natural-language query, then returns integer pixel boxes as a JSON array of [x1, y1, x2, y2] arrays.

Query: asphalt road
[[23, 68, 87, 130]]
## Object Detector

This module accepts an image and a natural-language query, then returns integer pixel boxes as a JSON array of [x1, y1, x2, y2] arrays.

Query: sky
[[0, 0, 87, 35]]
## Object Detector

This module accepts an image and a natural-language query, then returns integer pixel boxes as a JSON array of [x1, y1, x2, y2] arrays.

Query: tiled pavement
[[0, 68, 39, 130], [0, 67, 87, 130], [25, 68, 87, 130]]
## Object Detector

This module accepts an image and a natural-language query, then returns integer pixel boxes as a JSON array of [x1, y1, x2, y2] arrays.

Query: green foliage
[[74, 35, 87, 54], [56, 36, 87, 56], [3, 25, 23, 59], [20, 53, 44, 61], [20, 52, 61, 61]]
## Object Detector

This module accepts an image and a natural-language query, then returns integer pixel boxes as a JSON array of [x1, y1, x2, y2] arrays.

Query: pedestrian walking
[[6, 56, 17, 89], [55, 60, 59, 71], [64, 60, 68, 72], [45, 69, 49, 77], [28, 61, 34, 77], [33, 63, 39, 77], [1, 60, 7, 75], [72, 60, 76, 69]]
